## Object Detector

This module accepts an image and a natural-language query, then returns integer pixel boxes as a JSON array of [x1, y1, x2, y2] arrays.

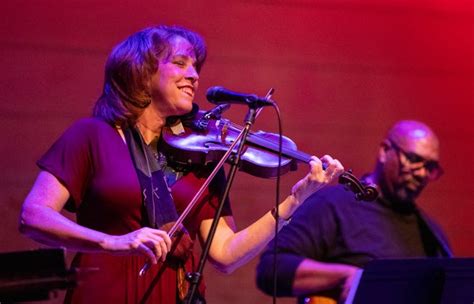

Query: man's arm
[[255, 187, 359, 301], [292, 258, 360, 300], [256, 251, 359, 299]]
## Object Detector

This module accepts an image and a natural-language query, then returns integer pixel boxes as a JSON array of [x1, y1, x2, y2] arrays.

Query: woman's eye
[[174, 61, 185, 66]]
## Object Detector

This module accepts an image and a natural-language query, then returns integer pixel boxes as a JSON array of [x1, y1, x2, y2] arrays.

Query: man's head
[[375, 120, 443, 203]]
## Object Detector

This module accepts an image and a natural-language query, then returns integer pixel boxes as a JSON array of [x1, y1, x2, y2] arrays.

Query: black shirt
[[256, 184, 449, 298]]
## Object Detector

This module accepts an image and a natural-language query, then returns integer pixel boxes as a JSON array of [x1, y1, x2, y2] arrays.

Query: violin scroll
[[338, 170, 378, 201]]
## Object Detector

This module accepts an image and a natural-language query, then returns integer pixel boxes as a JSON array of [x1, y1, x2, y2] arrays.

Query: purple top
[[38, 117, 231, 303]]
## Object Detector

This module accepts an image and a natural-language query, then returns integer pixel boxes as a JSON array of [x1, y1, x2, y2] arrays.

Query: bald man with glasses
[[256, 120, 451, 304]]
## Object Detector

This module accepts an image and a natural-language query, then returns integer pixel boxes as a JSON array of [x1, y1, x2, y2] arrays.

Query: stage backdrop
[[1, 1, 472, 303]]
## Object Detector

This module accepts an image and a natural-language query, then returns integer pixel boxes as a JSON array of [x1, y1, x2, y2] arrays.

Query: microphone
[[206, 86, 274, 108]]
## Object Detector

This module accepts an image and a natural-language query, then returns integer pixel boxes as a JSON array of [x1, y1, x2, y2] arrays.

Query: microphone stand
[[185, 107, 259, 304]]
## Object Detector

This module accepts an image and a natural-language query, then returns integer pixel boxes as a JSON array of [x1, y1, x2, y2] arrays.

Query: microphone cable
[[269, 100, 283, 304]]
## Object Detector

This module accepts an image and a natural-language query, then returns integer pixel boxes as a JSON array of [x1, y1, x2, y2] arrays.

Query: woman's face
[[149, 36, 199, 117]]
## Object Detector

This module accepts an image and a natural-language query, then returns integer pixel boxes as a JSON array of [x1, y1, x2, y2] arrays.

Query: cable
[[269, 102, 283, 304]]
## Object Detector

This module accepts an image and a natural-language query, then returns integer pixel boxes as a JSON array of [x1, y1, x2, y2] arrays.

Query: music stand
[[0, 248, 77, 302], [349, 258, 474, 304]]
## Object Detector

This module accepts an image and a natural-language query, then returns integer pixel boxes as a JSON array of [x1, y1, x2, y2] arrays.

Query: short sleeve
[[37, 119, 96, 211]]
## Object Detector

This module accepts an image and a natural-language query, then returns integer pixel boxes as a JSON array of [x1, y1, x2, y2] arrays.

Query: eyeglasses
[[388, 139, 443, 181]]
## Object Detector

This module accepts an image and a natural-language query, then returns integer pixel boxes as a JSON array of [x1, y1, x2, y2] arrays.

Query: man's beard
[[393, 180, 424, 203]]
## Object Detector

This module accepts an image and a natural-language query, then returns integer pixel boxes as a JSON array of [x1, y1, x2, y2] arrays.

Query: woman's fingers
[[292, 155, 344, 205], [141, 228, 172, 262], [138, 241, 159, 264], [155, 234, 169, 262], [154, 229, 172, 249], [107, 227, 174, 262], [308, 156, 323, 175], [319, 155, 344, 180]]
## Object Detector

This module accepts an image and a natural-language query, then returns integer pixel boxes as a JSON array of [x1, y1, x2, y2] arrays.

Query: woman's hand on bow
[[103, 227, 172, 264]]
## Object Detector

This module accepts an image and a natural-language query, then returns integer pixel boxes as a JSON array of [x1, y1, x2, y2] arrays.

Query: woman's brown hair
[[93, 25, 207, 125]]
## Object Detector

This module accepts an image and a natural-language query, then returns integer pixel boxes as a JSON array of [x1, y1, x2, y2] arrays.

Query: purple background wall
[[1, 1, 472, 303]]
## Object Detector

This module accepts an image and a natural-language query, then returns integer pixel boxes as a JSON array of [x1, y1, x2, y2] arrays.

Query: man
[[256, 120, 451, 303]]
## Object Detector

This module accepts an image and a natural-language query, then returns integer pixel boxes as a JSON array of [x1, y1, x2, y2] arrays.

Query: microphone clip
[[192, 104, 231, 131]]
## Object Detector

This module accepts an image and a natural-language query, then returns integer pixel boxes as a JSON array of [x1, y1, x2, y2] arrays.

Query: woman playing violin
[[18, 25, 343, 304]]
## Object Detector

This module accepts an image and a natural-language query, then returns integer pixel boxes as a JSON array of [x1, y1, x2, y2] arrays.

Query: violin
[[160, 108, 378, 202], [140, 106, 378, 277]]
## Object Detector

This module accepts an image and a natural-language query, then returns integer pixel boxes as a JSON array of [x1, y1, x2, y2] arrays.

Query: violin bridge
[[220, 121, 229, 143]]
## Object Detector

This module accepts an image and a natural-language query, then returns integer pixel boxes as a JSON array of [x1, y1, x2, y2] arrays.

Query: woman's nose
[[185, 66, 199, 83]]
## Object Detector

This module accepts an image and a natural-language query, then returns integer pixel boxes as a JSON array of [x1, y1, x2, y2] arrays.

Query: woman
[[19, 25, 343, 303]]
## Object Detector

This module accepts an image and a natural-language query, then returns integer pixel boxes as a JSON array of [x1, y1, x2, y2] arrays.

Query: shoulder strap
[[124, 126, 178, 228]]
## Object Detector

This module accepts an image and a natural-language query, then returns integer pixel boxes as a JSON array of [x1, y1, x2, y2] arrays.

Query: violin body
[[161, 111, 299, 178]]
